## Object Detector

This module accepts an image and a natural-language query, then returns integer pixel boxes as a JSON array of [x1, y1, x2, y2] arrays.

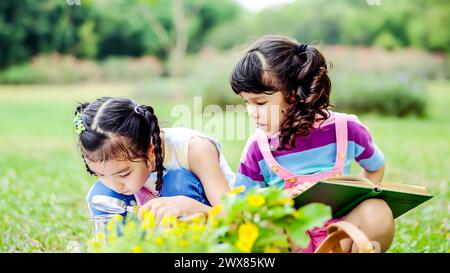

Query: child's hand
[[285, 182, 316, 199], [138, 196, 192, 225]]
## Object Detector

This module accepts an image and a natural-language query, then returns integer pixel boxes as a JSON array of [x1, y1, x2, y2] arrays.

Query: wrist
[[179, 195, 211, 215]]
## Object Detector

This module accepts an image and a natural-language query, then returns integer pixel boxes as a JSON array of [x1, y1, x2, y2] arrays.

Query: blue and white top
[[144, 127, 236, 190]]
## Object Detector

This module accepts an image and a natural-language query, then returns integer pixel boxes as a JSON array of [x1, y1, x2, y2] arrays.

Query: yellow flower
[[235, 238, 254, 252], [95, 232, 105, 242], [161, 216, 178, 227], [112, 214, 124, 221], [177, 221, 188, 229], [190, 223, 206, 233], [181, 240, 189, 248], [108, 234, 116, 243], [123, 221, 137, 234], [229, 185, 246, 195], [264, 246, 281, 253], [247, 194, 265, 207], [278, 197, 294, 206], [238, 222, 259, 243], [189, 213, 205, 224], [90, 239, 102, 251], [142, 221, 150, 230], [154, 236, 164, 246], [106, 221, 116, 233], [132, 245, 143, 253], [144, 211, 156, 229], [208, 204, 223, 218], [141, 210, 149, 220], [173, 227, 184, 238]]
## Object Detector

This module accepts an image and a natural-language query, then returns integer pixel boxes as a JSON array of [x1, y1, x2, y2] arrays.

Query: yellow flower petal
[[264, 246, 281, 253], [229, 185, 246, 195], [278, 197, 294, 206], [154, 236, 164, 246], [132, 245, 143, 253], [106, 221, 116, 232], [90, 239, 102, 250], [235, 238, 254, 252], [108, 234, 116, 243], [247, 194, 265, 207], [181, 240, 189, 248], [113, 214, 124, 221], [238, 222, 259, 242], [95, 232, 105, 241], [208, 204, 223, 218], [161, 216, 178, 227]]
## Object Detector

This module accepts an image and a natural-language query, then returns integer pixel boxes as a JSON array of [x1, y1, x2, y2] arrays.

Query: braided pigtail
[[142, 106, 164, 193]]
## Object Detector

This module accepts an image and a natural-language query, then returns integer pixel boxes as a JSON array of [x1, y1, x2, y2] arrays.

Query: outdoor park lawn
[[0, 81, 448, 252]]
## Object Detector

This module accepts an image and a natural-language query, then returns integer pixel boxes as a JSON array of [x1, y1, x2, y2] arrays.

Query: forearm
[[362, 164, 385, 185], [183, 197, 212, 215]]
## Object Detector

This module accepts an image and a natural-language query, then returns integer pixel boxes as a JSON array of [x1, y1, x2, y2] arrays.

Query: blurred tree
[[0, 0, 448, 70], [0, 0, 239, 71], [205, 0, 450, 54]]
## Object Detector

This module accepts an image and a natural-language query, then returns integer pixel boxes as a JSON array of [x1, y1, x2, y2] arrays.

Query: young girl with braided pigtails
[[230, 35, 395, 253], [73, 97, 235, 225]]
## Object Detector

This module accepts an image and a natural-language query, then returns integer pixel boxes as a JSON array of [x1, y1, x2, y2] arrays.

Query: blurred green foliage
[[205, 0, 450, 53], [0, 0, 239, 69], [1, 0, 449, 70], [331, 73, 427, 117]]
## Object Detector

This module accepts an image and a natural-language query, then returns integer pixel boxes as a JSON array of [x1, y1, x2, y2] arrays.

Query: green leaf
[[296, 203, 331, 230], [285, 225, 310, 248]]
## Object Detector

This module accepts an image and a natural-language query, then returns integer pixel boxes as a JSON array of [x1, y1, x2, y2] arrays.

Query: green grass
[[0, 81, 448, 252]]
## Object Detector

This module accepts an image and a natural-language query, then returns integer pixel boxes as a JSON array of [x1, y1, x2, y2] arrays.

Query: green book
[[293, 176, 433, 219]]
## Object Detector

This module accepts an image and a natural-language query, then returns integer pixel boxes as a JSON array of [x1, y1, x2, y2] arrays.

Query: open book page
[[378, 181, 431, 196], [322, 175, 375, 187], [322, 175, 431, 196]]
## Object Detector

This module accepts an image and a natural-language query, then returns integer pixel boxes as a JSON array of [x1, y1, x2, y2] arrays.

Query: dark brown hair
[[230, 35, 332, 150], [74, 97, 164, 192]]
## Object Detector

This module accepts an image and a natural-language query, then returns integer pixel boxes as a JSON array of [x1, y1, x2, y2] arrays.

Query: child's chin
[[258, 125, 276, 135]]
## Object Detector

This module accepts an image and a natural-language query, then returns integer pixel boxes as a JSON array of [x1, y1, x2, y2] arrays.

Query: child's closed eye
[[119, 172, 131, 178]]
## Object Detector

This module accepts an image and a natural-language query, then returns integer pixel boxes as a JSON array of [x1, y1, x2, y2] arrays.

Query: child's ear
[[283, 92, 297, 104], [148, 144, 155, 159]]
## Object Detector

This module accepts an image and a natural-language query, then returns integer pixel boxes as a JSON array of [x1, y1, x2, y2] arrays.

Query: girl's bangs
[[82, 136, 147, 163], [230, 52, 281, 94]]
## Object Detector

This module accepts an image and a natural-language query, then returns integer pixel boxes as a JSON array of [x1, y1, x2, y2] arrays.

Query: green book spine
[[334, 186, 382, 218]]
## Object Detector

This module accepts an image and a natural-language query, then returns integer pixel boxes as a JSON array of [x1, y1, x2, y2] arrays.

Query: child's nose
[[113, 183, 126, 193], [247, 105, 259, 120]]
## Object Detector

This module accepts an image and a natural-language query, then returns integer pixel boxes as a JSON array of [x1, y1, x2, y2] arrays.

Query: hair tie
[[297, 43, 308, 54], [134, 105, 141, 115], [73, 112, 86, 135]]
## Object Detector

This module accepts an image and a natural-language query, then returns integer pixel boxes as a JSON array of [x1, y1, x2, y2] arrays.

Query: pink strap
[[333, 113, 348, 172], [256, 113, 348, 180], [134, 186, 158, 206], [256, 128, 295, 179]]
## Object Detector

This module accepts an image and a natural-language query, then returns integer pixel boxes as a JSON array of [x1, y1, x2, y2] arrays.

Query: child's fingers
[[295, 184, 308, 192], [138, 199, 157, 219], [296, 182, 316, 191], [138, 205, 148, 219], [287, 188, 302, 198]]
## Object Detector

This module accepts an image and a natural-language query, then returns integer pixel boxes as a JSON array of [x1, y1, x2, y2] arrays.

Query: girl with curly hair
[[230, 35, 394, 253]]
